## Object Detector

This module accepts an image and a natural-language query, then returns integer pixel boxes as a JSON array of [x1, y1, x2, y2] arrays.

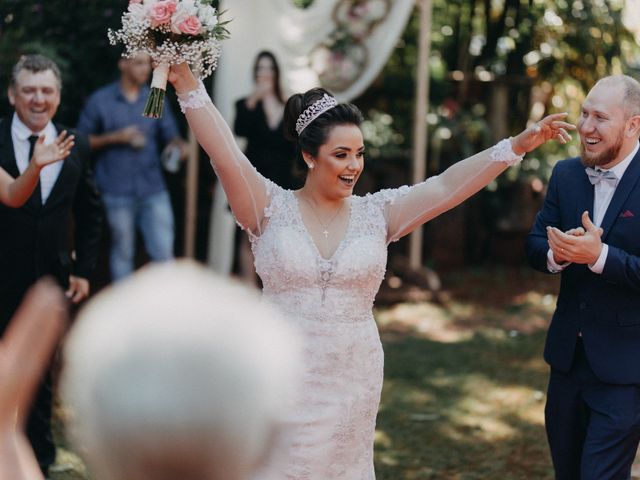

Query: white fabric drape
[[624, 0, 640, 43], [207, 0, 415, 273]]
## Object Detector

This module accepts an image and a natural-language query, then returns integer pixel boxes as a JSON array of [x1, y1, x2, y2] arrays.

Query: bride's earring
[[307, 163, 315, 169]]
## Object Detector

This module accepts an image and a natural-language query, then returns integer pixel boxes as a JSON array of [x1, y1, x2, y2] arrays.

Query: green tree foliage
[[1, 0, 637, 175], [292, 0, 315, 8], [358, 0, 639, 179], [0, 1, 131, 125]]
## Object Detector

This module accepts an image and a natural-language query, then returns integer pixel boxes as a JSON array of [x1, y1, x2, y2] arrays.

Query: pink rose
[[150, 0, 177, 28], [177, 15, 202, 35]]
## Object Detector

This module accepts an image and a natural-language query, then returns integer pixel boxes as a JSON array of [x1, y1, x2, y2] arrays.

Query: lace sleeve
[[384, 139, 523, 242], [177, 82, 271, 236]]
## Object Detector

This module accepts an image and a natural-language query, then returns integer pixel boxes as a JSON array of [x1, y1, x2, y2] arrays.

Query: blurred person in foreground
[[0, 261, 300, 480], [0, 53, 103, 476], [526, 75, 640, 480], [0, 279, 66, 480], [77, 53, 186, 281]]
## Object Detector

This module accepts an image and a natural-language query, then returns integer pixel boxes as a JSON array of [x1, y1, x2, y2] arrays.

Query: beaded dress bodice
[[253, 183, 401, 321]]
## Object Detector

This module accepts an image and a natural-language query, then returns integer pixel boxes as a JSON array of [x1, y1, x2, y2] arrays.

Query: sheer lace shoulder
[[363, 184, 418, 243], [242, 178, 289, 242], [263, 179, 287, 219], [366, 185, 412, 209]]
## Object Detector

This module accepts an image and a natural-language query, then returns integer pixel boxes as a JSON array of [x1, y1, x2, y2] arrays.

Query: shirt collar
[[11, 112, 56, 141], [116, 81, 148, 103], [602, 141, 639, 179]]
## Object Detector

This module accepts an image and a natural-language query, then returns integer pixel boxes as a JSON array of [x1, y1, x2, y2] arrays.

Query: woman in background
[[234, 51, 297, 189], [233, 51, 297, 282]]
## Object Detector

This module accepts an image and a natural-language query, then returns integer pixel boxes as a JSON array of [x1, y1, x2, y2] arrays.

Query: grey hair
[[595, 75, 640, 118], [10, 54, 62, 90], [61, 261, 300, 480]]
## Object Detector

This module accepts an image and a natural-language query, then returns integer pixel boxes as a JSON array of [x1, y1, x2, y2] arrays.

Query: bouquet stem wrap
[[144, 63, 170, 119]]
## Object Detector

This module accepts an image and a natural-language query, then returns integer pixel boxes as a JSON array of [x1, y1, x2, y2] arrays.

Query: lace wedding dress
[[250, 181, 413, 479], [176, 81, 524, 480]]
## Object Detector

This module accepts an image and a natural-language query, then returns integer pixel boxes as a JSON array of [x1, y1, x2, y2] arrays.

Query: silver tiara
[[295, 94, 338, 135]]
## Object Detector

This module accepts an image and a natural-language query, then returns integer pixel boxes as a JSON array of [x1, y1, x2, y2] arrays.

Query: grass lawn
[[47, 266, 631, 479], [373, 266, 558, 479]]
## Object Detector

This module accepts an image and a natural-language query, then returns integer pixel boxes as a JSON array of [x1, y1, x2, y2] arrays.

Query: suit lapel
[[600, 149, 640, 240], [0, 116, 43, 213], [0, 117, 21, 179]]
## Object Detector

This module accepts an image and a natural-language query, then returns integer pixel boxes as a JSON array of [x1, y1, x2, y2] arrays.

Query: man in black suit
[[0, 54, 103, 477]]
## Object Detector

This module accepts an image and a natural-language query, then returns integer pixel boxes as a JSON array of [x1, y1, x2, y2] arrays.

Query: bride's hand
[[510, 113, 575, 155], [167, 63, 199, 94]]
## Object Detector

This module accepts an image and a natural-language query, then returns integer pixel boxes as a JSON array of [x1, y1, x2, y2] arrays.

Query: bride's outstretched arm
[[168, 64, 269, 234], [385, 113, 574, 242]]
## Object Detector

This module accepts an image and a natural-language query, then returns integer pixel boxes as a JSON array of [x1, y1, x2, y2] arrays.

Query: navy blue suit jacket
[[526, 147, 640, 385]]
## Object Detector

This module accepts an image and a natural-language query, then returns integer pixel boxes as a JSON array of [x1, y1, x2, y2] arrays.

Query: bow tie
[[585, 167, 618, 186]]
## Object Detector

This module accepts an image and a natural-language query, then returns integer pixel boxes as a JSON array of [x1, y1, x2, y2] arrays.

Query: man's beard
[[580, 130, 624, 167]]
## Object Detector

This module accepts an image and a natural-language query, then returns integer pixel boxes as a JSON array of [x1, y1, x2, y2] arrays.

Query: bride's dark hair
[[284, 88, 363, 162]]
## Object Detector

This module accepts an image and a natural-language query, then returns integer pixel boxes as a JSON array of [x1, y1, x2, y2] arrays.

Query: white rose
[[127, 3, 148, 22], [179, 0, 198, 13], [198, 5, 218, 30]]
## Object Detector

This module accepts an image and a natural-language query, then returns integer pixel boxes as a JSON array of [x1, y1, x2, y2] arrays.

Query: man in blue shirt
[[78, 53, 185, 281]]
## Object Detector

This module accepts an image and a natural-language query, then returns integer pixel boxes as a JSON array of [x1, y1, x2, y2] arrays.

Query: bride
[[169, 63, 572, 479]]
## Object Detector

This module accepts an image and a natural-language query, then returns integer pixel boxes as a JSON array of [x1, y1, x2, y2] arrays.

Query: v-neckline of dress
[[292, 191, 353, 262]]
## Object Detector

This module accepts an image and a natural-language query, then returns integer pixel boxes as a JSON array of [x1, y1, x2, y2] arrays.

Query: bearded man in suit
[[0, 53, 103, 477], [526, 75, 640, 480]]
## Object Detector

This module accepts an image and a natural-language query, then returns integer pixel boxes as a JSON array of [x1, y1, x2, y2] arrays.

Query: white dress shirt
[[11, 113, 63, 204], [547, 141, 640, 274]]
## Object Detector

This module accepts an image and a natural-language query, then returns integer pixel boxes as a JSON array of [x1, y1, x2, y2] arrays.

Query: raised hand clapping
[[547, 211, 604, 265]]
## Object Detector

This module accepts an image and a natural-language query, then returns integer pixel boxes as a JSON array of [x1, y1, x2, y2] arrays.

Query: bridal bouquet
[[109, 0, 228, 118]]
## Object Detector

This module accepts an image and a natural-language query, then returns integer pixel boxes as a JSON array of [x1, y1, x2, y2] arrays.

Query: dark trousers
[[546, 338, 640, 480]]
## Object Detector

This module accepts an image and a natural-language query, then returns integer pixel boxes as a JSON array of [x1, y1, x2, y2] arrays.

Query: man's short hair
[[10, 54, 62, 90], [622, 76, 640, 118], [596, 75, 640, 118]]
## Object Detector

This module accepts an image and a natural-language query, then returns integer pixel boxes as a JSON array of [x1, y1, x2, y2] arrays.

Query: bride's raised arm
[[168, 63, 269, 235], [384, 113, 574, 242]]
